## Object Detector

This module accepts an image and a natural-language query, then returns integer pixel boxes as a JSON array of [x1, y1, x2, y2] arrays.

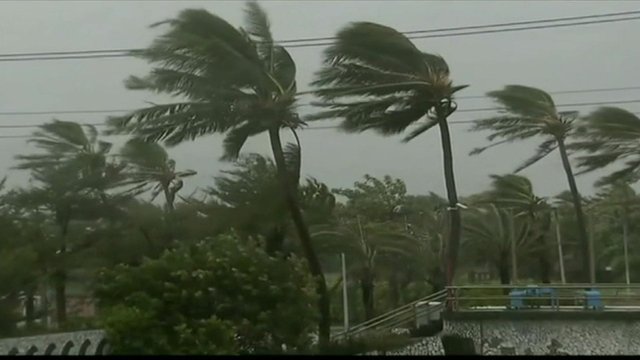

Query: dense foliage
[[95, 234, 317, 355]]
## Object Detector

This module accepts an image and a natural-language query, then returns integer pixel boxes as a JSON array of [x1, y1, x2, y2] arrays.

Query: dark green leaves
[[108, 3, 300, 158], [311, 21, 463, 140], [572, 107, 640, 185]]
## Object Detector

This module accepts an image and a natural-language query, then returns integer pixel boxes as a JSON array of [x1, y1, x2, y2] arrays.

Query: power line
[[456, 98, 640, 113], [275, 9, 640, 44], [457, 86, 640, 100], [2, 111, 640, 139], [0, 85, 639, 119], [286, 16, 640, 49], [0, 100, 638, 134], [1, 10, 639, 61]]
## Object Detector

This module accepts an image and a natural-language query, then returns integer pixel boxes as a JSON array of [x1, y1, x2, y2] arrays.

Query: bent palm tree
[[311, 22, 468, 286], [104, 2, 331, 344], [470, 85, 591, 282], [572, 107, 640, 185], [15, 120, 112, 179], [14, 120, 119, 324], [119, 139, 196, 212]]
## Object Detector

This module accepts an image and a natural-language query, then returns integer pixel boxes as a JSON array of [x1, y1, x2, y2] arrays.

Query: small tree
[[95, 233, 318, 355]]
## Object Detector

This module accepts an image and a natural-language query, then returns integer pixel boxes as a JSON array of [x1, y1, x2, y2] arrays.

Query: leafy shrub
[[95, 233, 318, 354]]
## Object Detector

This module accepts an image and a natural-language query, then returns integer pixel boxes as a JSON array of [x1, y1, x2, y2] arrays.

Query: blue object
[[508, 287, 559, 310], [584, 290, 603, 310], [509, 290, 526, 309]]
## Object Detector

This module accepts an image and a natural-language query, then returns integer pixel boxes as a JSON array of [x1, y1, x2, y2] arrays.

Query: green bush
[[95, 233, 318, 355]]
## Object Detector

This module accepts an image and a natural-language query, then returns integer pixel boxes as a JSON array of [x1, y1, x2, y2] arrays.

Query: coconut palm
[[15, 120, 111, 175], [13, 120, 125, 324], [310, 22, 468, 286], [470, 85, 591, 282], [572, 107, 640, 185], [118, 139, 196, 212], [104, 2, 331, 343]]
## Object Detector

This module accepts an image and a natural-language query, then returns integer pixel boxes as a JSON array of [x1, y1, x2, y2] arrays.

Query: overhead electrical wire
[[0, 85, 638, 119], [0, 10, 638, 61], [0, 98, 637, 138]]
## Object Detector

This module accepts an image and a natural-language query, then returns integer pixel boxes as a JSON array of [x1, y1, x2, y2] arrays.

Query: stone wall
[[365, 337, 444, 356], [0, 330, 108, 355], [443, 316, 640, 355]]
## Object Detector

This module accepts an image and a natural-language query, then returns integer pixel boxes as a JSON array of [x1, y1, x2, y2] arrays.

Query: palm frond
[[514, 138, 558, 173], [487, 85, 557, 119], [572, 107, 640, 184], [310, 21, 461, 140]]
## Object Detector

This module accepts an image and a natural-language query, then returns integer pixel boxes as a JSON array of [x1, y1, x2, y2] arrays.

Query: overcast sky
[[0, 0, 639, 201]]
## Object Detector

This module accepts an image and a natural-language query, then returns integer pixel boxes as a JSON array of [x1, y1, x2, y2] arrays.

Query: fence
[[445, 283, 640, 310], [331, 289, 447, 342]]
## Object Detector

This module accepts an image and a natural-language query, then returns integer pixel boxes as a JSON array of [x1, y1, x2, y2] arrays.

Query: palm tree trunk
[[268, 127, 330, 348], [388, 271, 402, 308], [436, 106, 462, 287], [497, 255, 511, 295], [163, 186, 175, 213], [54, 217, 69, 326], [361, 274, 375, 320], [25, 288, 35, 329], [557, 138, 591, 283]]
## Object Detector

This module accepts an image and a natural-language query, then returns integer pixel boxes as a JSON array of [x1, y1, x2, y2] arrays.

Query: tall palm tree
[[572, 107, 640, 185], [470, 85, 591, 282], [14, 120, 120, 325], [592, 181, 639, 285], [118, 139, 196, 212], [104, 2, 331, 344], [310, 22, 468, 286]]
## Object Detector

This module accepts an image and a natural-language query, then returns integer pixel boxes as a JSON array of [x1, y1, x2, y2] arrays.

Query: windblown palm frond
[[310, 22, 467, 138], [484, 174, 547, 216], [106, 3, 302, 160], [470, 85, 591, 281], [571, 107, 640, 185], [462, 204, 531, 266], [470, 85, 576, 172], [15, 120, 112, 175], [117, 139, 196, 209]]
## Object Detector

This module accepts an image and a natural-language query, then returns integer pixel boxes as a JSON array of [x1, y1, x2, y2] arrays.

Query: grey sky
[[0, 0, 639, 201]]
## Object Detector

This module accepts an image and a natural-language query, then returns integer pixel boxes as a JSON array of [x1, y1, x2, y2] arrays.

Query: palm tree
[[14, 120, 120, 325], [462, 204, 531, 286], [470, 85, 591, 283], [118, 139, 196, 212], [572, 107, 640, 185], [592, 181, 639, 285], [312, 219, 421, 320], [205, 153, 289, 255], [104, 2, 331, 344], [484, 174, 553, 283], [310, 22, 468, 286], [15, 120, 112, 179]]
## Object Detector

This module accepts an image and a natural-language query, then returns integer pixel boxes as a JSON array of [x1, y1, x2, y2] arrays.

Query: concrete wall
[[0, 330, 108, 355], [443, 312, 640, 355]]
